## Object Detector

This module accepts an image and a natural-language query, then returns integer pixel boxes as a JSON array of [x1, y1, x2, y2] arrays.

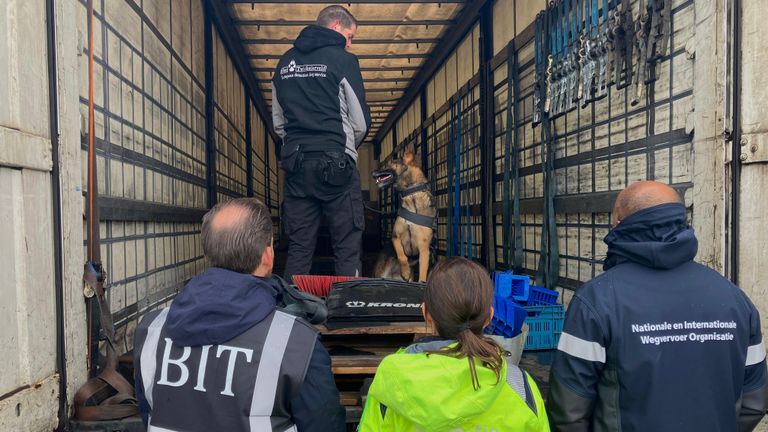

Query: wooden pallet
[[317, 321, 429, 424]]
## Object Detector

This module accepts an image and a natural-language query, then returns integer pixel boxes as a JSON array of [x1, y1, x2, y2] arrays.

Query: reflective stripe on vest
[[249, 312, 296, 431], [140, 308, 170, 410]]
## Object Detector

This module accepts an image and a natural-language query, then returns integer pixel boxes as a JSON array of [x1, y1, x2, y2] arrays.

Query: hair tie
[[458, 322, 472, 332]]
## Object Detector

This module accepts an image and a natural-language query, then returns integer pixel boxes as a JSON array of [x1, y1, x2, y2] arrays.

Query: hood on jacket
[[165, 267, 278, 346], [603, 202, 697, 271], [294, 25, 346, 53], [369, 340, 507, 430]]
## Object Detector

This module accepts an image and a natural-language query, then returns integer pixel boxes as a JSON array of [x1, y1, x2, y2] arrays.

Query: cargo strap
[[449, 99, 462, 256], [75, 0, 138, 421], [503, 43, 524, 272], [613, 0, 635, 89], [463, 94, 472, 259], [74, 368, 138, 421], [533, 12, 546, 125], [536, 114, 560, 290], [453, 96, 463, 255]]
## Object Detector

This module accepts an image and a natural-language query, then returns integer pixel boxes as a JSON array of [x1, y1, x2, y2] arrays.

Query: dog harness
[[396, 183, 436, 228], [398, 183, 430, 199]]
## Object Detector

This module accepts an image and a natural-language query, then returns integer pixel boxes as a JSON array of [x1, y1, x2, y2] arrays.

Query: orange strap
[[74, 369, 138, 421]]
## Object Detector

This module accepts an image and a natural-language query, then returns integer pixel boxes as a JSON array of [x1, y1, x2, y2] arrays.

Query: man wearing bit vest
[[133, 198, 345, 431], [272, 5, 371, 282]]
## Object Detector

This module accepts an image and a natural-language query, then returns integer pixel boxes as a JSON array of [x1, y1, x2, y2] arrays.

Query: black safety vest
[[134, 309, 318, 432]]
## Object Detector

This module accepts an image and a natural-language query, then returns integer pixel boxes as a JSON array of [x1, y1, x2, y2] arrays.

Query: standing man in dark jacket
[[133, 198, 345, 431], [272, 5, 371, 281], [547, 181, 768, 432]]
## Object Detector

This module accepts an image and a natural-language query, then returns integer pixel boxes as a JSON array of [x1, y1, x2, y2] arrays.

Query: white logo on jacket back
[[280, 59, 328, 79]]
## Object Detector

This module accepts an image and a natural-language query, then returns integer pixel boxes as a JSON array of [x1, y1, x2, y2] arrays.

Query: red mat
[[291, 275, 365, 297]]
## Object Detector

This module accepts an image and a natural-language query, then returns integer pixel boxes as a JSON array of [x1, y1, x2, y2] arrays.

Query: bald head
[[201, 198, 274, 275], [612, 181, 683, 226], [210, 204, 249, 232]]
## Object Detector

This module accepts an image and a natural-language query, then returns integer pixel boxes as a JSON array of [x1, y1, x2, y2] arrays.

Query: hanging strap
[[447, 100, 456, 256], [536, 124, 549, 286], [658, 0, 672, 59], [585, 0, 593, 46], [533, 12, 544, 126], [545, 123, 560, 288], [590, 0, 599, 38], [504, 44, 524, 272], [574, 0, 582, 46], [536, 116, 560, 290], [502, 45, 513, 267], [556, 0, 564, 60], [563, 0, 571, 57], [75, 0, 138, 420], [445, 102, 452, 255], [462, 95, 472, 260], [453, 97, 462, 257], [509, 48, 524, 273]]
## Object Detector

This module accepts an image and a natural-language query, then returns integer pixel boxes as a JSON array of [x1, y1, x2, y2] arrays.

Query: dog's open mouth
[[372, 169, 396, 189]]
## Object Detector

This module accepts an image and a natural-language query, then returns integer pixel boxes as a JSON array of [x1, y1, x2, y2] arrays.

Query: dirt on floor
[[519, 351, 554, 399]]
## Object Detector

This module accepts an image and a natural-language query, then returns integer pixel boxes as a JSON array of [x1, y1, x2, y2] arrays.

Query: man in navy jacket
[[548, 181, 768, 432], [134, 198, 345, 431]]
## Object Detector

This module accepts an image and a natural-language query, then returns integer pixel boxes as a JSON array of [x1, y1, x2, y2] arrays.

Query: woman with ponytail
[[359, 257, 549, 431]]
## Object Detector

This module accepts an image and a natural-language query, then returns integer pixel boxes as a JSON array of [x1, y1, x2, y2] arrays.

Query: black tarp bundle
[[325, 279, 425, 328]]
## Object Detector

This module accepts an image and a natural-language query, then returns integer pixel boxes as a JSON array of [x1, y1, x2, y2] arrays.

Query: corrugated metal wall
[[491, 0, 694, 302], [377, 0, 695, 302], [76, 0, 278, 356]]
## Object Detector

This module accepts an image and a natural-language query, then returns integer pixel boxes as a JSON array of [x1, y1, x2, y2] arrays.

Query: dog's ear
[[403, 150, 413, 165], [404, 144, 415, 165]]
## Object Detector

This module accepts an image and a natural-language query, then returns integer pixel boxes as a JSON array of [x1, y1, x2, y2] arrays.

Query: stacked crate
[[487, 272, 564, 350]]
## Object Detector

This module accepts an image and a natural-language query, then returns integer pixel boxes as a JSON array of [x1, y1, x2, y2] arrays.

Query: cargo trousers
[[282, 151, 364, 282]]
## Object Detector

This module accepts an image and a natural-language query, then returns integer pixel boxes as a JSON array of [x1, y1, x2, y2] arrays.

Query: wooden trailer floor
[[67, 335, 555, 431], [318, 319, 555, 427]]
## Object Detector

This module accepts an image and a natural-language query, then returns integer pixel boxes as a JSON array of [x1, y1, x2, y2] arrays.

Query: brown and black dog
[[371, 145, 436, 282]]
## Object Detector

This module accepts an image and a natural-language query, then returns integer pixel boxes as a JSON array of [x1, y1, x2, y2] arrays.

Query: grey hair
[[316, 5, 357, 29], [201, 198, 273, 274]]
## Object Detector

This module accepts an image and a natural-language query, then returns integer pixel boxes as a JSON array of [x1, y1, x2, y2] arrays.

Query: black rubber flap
[[326, 279, 425, 324]]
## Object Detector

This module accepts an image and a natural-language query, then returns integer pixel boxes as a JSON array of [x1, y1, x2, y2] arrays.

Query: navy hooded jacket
[[135, 267, 345, 431], [547, 203, 768, 432]]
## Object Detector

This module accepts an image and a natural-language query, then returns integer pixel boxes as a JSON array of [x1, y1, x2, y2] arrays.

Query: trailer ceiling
[[223, 0, 469, 146]]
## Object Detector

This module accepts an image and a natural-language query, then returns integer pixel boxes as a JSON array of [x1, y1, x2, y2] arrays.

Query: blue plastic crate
[[485, 296, 527, 338], [524, 304, 565, 318], [493, 272, 530, 301], [527, 285, 560, 305], [485, 317, 518, 338], [523, 304, 565, 350]]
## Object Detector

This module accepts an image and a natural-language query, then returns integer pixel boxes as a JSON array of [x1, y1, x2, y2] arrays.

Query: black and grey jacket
[[134, 268, 346, 432], [272, 25, 371, 162]]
